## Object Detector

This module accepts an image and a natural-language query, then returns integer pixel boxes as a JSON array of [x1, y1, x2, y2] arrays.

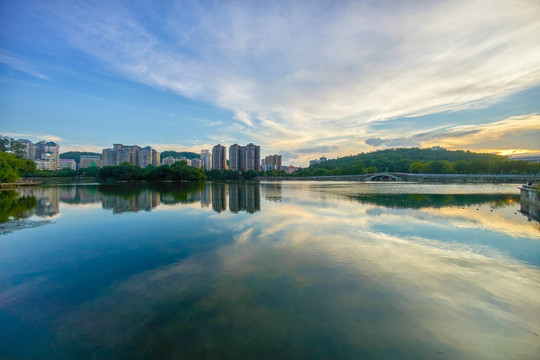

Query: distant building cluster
[[19, 139, 60, 171], [102, 144, 160, 167], [102, 142, 285, 173], [17, 138, 294, 173], [197, 143, 262, 171], [161, 156, 203, 168], [262, 154, 282, 171], [80, 155, 102, 169], [309, 156, 327, 165]]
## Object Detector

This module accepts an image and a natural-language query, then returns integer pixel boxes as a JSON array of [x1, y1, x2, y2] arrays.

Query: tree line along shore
[[2, 146, 539, 184]]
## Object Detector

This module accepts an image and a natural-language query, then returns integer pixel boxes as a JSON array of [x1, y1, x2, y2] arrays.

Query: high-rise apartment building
[[18, 139, 60, 171], [242, 143, 260, 171], [190, 158, 203, 169], [162, 156, 176, 166], [18, 139, 36, 160], [228, 143, 261, 171], [201, 150, 212, 170], [44, 142, 60, 171], [101, 144, 158, 167], [151, 149, 160, 167], [264, 154, 282, 171], [34, 141, 46, 160], [102, 148, 116, 166], [212, 144, 227, 170], [139, 146, 159, 168], [229, 144, 242, 171]]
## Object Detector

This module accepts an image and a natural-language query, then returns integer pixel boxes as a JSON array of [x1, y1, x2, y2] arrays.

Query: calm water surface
[[0, 181, 539, 359]]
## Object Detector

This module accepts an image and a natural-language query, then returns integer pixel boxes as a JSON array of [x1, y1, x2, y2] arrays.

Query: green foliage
[[160, 150, 200, 160], [0, 135, 26, 158], [366, 166, 378, 173], [0, 153, 19, 182], [78, 166, 100, 177], [205, 169, 241, 180], [97, 161, 206, 182], [60, 151, 101, 163], [409, 161, 427, 173], [0, 152, 36, 182], [244, 170, 263, 179], [57, 168, 78, 177], [426, 160, 453, 174], [261, 169, 286, 177], [302, 148, 540, 175]]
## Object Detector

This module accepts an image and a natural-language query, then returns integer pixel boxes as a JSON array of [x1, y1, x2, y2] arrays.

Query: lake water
[[1, 181, 539, 359]]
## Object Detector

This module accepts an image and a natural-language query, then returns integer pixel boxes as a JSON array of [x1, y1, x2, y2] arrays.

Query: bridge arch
[[366, 173, 401, 181]]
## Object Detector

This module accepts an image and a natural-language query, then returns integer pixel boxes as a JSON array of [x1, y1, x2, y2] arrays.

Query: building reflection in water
[[211, 183, 228, 213], [262, 183, 283, 202], [229, 182, 261, 213], [102, 189, 160, 214], [10, 184, 531, 220], [10, 183, 261, 215], [17, 186, 60, 217], [201, 184, 211, 208]]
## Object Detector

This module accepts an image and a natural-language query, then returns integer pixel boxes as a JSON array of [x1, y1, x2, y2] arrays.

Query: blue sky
[[1, 0, 539, 166]]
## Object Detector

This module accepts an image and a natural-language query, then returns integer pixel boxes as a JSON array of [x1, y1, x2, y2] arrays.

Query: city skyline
[[1, 1, 540, 167]]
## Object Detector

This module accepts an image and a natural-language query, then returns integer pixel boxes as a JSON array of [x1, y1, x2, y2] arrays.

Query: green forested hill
[[160, 150, 200, 159], [295, 148, 539, 176]]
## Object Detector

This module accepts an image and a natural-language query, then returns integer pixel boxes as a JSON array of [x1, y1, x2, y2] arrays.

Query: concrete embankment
[[520, 184, 540, 221]]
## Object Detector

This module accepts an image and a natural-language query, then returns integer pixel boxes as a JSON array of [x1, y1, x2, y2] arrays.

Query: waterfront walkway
[[0, 181, 42, 189]]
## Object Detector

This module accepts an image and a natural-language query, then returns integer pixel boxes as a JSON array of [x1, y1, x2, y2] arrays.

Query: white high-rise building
[[201, 149, 212, 170]]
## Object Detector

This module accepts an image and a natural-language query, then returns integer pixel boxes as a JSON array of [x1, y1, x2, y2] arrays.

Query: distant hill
[[311, 148, 492, 170], [60, 151, 101, 163], [160, 150, 200, 159], [295, 147, 539, 175]]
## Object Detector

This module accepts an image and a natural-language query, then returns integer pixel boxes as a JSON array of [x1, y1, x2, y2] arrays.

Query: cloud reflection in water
[[1, 182, 538, 359]]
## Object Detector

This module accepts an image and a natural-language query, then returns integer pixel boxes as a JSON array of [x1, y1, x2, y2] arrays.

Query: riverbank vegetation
[[0, 151, 36, 183], [98, 161, 206, 182]]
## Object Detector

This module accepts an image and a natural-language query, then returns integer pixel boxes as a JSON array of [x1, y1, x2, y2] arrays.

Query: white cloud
[[31, 0, 540, 163], [2, 132, 62, 142], [365, 113, 540, 153], [0, 53, 50, 80]]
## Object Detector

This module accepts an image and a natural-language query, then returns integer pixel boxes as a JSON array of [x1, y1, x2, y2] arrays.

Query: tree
[[0, 152, 36, 182], [0, 136, 26, 158], [452, 160, 469, 174], [426, 160, 453, 174], [58, 168, 78, 177], [366, 166, 378, 173], [468, 159, 489, 174], [78, 166, 100, 177], [97, 162, 206, 182], [0, 153, 19, 182], [409, 161, 427, 173]]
